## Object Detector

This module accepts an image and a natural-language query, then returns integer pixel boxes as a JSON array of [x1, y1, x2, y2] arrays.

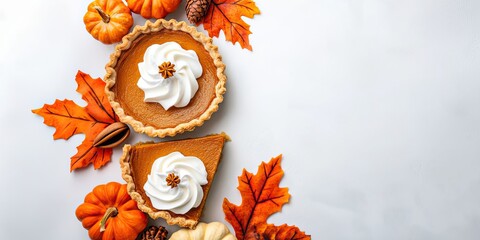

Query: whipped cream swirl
[[137, 42, 202, 110], [143, 151, 208, 214]]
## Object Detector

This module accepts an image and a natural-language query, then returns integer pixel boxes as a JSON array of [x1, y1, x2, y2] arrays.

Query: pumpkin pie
[[104, 19, 226, 138], [120, 133, 229, 228]]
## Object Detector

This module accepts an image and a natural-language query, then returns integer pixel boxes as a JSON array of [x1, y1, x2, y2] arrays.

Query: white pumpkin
[[169, 222, 237, 240]]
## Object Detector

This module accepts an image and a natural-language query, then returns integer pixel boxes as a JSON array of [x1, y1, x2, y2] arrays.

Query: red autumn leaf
[[223, 155, 311, 239], [32, 71, 118, 171], [200, 0, 260, 51]]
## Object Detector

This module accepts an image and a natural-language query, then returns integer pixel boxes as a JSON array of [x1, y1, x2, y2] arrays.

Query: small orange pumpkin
[[127, 0, 182, 19], [75, 182, 147, 240], [83, 0, 133, 44]]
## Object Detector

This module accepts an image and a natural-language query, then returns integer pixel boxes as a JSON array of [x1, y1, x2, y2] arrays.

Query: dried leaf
[[223, 155, 289, 239], [76, 71, 117, 123], [32, 71, 118, 171], [223, 155, 310, 239], [254, 223, 311, 240], [70, 123, 113, 171], [200, 0, 260, 50]]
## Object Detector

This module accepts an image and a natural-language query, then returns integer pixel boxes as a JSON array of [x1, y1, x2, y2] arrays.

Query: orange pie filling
[[113, 29, 220, 129]]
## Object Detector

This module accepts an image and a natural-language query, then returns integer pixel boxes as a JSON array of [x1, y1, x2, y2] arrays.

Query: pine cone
[[139, 225, 168, 240], [186, 0, 212, 24]]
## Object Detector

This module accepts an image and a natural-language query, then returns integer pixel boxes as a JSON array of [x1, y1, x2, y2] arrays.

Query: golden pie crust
[[120, 133, 229, 228], [105, 19, 226, 138]]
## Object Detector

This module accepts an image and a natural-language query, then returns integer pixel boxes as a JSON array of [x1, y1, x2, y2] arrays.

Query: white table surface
[[2, 0, 480, 239]]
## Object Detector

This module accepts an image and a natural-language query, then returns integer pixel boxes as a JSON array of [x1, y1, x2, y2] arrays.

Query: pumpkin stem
[[94, 6, 110, 23], [99, 207, 118, 232]]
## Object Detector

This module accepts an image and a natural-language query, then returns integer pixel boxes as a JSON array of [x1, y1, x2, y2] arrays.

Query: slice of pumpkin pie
[[120, 133, 229, 229]]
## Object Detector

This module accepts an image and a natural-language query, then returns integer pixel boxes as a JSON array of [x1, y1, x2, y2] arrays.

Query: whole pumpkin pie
[[120, 133, 229, 228], [104, 19, 226, 137]]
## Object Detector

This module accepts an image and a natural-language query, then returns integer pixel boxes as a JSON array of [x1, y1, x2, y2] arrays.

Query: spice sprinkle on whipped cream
[[143, 151, 208, 214], [137, 42, 202, 110]]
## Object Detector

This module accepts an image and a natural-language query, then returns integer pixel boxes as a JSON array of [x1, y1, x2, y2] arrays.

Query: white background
[[1, 0, 480, 239]]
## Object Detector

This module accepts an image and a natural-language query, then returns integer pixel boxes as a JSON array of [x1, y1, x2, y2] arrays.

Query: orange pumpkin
[[83, 0, 133, 44], [127, 0, 182, 19], [75, 182, 147, 240]]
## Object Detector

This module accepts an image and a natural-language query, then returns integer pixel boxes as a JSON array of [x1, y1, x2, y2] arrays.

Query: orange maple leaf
[[200, 0, 260, 51], [32, 71, 118, 171], [223, 155, 311, 240], [253, 223, 311, 240]]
